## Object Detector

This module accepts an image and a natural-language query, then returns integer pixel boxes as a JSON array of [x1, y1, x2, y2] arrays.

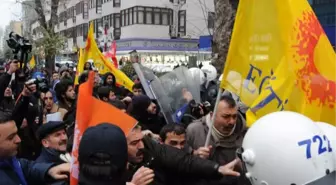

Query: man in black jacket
[[0, 60, 17, 102], [126, 127, 240, 185], [36, 121, 68, 164], [0, 111, 71, 185]]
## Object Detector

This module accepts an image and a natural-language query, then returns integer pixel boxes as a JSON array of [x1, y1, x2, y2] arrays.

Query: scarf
[[206, 114, 241, 148], [0, 157, 27, 185]]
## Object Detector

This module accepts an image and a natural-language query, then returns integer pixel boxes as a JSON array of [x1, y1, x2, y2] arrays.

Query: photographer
[[17, 77, 48, 160], [0, 60, 35, 128], [0, 61, 18, 102], [176, 89, 211, 128]]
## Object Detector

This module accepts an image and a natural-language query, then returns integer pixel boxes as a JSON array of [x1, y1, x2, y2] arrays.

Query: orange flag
[[70, 71, 138, 185]]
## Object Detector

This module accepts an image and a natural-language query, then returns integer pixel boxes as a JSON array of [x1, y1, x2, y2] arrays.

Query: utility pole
[[171, 0, 184, 38]]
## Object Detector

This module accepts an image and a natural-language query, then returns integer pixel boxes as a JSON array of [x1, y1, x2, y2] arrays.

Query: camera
[[6, 32, 32, 55], [6, 32, 32, 82], [26, 77, 49, 93]]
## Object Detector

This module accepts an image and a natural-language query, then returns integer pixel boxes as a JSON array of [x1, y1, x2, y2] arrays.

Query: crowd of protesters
[[0, 60, 252, 185]]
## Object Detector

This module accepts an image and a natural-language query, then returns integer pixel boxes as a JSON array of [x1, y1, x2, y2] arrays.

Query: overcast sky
[[0, 0, 21, 29]]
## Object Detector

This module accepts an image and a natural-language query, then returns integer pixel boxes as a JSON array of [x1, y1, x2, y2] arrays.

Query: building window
[[130, 8, 134, 24], [126, 9, 129, 25], [120, 6, 173, 26], [96, 0, 102, 13], [318, 14, 336, 25], [77, 24, 83, 37], [92, 20, 96, 33], [103, 15, 110, 28], [89, 0, 96, 9], [76, 2, 84, 15], [138, 7, 144, 24], [154, 8, 161, 25], [178, 10, 186, 36], [113, 0, 120, 7], [169, 0, 186, 3], [145, 7, 153, 24], [114, 28, 121, 39], [83, 1, 89, 19], [109, 14, 113, 28], [95, 18, 103, 37], [133, 7, 137, 24], [162, 9, 169, 25], [114, 13, 121, 28], [83, 23, 88, 41], [313, 0, 335, 4], [121, 10, 125, 26]]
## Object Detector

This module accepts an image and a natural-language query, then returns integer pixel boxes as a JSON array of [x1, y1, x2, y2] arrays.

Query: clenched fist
[[131, 166, 155, 185], [193, 145, 212, 159]]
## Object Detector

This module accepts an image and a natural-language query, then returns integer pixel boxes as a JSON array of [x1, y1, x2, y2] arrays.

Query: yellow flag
[[221, 0, 336, 126], [74, 48, 84, 84], [29, 56, 36, 69], [75, 23, 134, 91], [18, 56, 36, 68]]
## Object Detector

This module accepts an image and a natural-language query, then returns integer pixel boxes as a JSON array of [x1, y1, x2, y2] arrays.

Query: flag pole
[[205, 88, 223, 147]]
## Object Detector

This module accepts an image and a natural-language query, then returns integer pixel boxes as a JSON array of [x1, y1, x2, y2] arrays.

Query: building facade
[[311, 0, 335, 46], [311, 0, 335, 26], [21, 0, 39, 38], [47, 0, 214, 64]]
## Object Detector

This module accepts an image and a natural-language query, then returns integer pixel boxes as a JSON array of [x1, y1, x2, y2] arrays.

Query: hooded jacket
[[128, 95, 165, 134]]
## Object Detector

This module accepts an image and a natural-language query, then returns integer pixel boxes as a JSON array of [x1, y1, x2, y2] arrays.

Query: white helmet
[[201, 64, 217, 81], [239, 111, 335, 185], [316, 121, 336, 171], [188, 67, 206, 84]]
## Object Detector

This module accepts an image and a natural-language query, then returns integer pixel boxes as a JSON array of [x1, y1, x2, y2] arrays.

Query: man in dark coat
[[126, 127, 241, 185], [128, 95, 165, 134], [0, 111, 72, 185], [36, 121, 68, 164]]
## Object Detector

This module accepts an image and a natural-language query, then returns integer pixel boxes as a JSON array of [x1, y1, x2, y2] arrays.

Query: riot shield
[[132, 63, 174, 124], [159, 66, 201, 112], [132, 63, 155, 99]]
